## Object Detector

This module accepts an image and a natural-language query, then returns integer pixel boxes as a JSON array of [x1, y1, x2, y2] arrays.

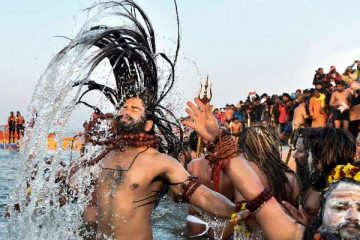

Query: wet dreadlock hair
[[303, 178, 360, 240], [71, 0, 182, 158], [239, 124, 294, 203], [293, 128, 355, 191]]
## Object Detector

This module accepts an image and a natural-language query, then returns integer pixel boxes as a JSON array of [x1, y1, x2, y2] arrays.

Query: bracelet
[[246, 188, 273, 214], [174, 176, 202, 203]]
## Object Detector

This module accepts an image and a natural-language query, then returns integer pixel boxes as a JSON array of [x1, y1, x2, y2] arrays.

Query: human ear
[[145, 120, 154, 132]]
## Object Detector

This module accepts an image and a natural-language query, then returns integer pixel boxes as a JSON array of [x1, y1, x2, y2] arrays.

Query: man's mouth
[[339, 222, 360, 232], [120, 115, 133, 123]]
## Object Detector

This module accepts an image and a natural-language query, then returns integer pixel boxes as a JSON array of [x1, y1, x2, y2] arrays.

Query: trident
[[196, 75, 212, 158]]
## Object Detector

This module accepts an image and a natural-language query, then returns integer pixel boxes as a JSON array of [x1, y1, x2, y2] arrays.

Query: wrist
[[236, 188, 273, 214], [208, 127, 225, 144]]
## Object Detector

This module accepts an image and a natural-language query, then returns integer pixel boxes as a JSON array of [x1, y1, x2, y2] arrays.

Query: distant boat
[[0, 125, 83, 151]]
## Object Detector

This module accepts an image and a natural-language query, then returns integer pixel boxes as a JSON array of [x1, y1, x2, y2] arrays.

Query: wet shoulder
[[246, 161, 269, 188], [186, 157, 207, 175], [143, 150, 180, 166]]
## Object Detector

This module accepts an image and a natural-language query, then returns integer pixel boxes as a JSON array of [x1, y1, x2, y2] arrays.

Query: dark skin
[[70, 97, 235, 240]]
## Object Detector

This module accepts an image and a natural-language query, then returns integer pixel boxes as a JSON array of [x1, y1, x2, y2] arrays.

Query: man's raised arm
[[227, 156, 303, 240]]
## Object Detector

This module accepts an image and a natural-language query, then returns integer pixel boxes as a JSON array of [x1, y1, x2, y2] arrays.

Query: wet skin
[[96, 147, 172, 239]]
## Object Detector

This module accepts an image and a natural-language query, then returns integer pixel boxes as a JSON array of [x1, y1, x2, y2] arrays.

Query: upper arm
[[159, 154, 191, 195], [226, 156, 265, 200]]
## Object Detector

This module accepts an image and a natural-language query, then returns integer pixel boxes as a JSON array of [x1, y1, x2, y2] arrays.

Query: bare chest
[[97, 155, 153, 195], [334, 92, 350, 104], [95, 151, 167, 210], [231, 123, 241, 131]]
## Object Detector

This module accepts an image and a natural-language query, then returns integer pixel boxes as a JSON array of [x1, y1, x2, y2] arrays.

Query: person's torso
[[96, 149, 166, 239], [8, 116, 16, 126], [278, 103, 289, 123], [188, 158, 234, 199], [292, 105, 305, 125], [310, 98, 323, 114], [333, 91, 351, 107], [230, 122, 242, 134], [16, 116, 25, 125]]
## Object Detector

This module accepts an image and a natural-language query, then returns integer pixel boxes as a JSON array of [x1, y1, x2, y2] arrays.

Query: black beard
[[117, 114, 147, 134], [338, 222, 360, 240]]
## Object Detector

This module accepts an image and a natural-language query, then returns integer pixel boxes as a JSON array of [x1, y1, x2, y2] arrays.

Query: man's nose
[[345, 208, 360, 222], [119, 108, 129, 115]]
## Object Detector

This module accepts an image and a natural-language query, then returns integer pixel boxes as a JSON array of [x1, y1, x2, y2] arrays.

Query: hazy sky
[[1, 0, 360, 126]]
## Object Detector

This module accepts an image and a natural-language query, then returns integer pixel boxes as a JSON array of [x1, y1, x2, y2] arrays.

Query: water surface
[[0, 150, 192, 239]]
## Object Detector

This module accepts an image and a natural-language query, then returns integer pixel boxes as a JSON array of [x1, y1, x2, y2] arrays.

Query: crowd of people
[[6, 111, 25, 143], [208, 62, 360, 144], [178, 66, 360, 239]]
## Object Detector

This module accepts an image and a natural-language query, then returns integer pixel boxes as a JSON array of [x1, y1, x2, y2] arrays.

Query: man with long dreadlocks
[[64, 1, 237, 239], [230, 124, 300, 239]]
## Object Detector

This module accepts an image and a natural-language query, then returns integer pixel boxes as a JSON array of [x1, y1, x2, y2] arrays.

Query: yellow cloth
[[312, 93, 326, 108]]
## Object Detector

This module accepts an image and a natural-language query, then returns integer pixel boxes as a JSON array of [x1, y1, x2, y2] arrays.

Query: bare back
[[292, 103, 308, 129], [187, 157, 235, 200]]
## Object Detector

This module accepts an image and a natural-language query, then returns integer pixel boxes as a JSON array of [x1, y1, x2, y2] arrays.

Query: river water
[[0, 150, 194, 239]]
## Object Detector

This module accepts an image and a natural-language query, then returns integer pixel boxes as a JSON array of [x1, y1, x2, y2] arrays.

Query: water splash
[[191, 206, 228, 240], [3, 1, 180, 239]]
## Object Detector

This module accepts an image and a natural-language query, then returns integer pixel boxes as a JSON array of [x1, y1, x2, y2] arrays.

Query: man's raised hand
[[183, 98, 220, 142]]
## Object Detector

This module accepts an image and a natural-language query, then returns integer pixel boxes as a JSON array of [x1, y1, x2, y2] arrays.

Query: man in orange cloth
[[309, 89, 328, 127]]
